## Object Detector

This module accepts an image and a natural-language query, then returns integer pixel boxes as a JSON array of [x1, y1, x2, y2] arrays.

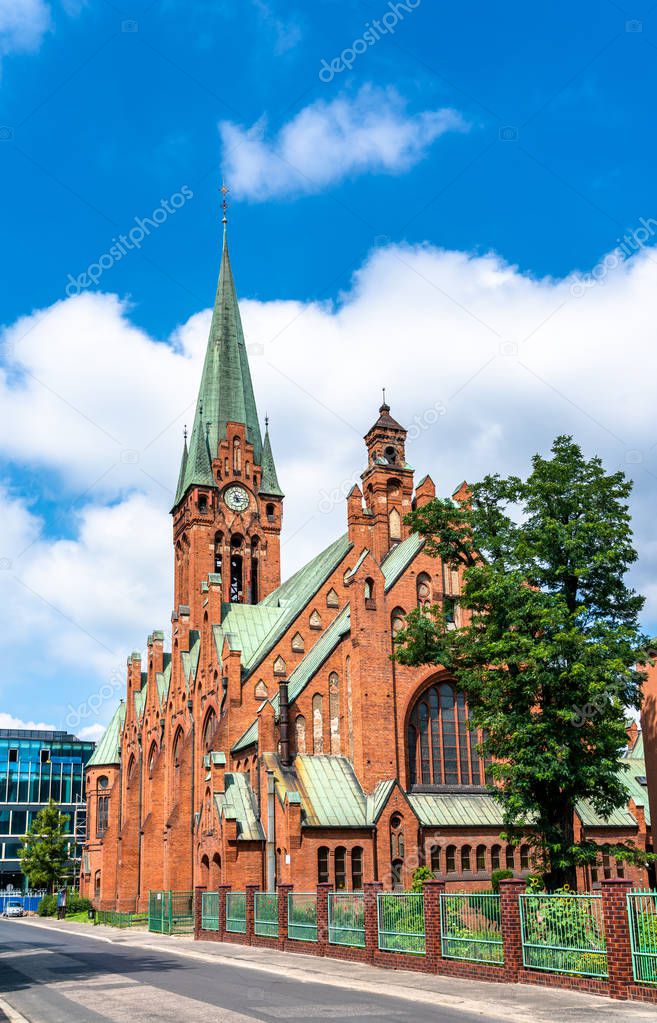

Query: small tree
[[20, 800, 71, 893], [395, 436, 648, 889]]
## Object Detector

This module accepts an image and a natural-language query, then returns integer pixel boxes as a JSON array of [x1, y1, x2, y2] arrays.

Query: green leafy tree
[[395, 436, 648, 889], [20, 800, 71, 892]]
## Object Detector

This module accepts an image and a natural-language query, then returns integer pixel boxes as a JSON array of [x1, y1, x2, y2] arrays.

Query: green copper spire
[[174, 223, 265, 507], [173, 427, 189, 506], [260, 420, 284, 498]]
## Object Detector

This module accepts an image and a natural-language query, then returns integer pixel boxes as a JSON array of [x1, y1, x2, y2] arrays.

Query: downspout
[[279, 681, 290, 767], [136, 734, 143, 906], [266, 770, 276, 892]]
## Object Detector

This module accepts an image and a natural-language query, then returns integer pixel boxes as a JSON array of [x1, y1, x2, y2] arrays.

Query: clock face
[[224, 485, 250, 512]]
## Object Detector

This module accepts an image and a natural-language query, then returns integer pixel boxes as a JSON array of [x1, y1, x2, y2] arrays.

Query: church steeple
[[175, 224, 264, 504], [260, 420, 284, 498]]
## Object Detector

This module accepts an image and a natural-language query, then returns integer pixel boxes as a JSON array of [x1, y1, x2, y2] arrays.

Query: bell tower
[[171, 198, 283, 623], [360, 394, 414, 562]]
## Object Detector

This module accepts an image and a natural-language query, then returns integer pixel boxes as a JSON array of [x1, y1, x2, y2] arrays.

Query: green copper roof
[[260, 425, 284, 497], [174, 229, 264, 506], [409, 792, 507, 828], [214, 772, 264, 841], [231, 715, 260, 753], [264, 753, 369, 828], [87, 702, 126, 767], [381, 532, 424, 591], [213, 603, 282, 669]]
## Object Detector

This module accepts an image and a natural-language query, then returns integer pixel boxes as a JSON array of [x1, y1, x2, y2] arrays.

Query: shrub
[[66, 894, 91, 915], [38, 894, 57, 917], [411, 865, 434, 892], [491, 869, 513, 893]]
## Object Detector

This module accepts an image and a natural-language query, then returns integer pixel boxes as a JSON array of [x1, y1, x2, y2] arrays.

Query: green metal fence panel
[[201, 892, 220, 932], [254, 892, 278, 937], [519, 893, 607, 978], [95, 910, 147, 928], [377, 892, 426, 955], [440, 892, 504, 965], [148, 891, 194, 935], [288, 892, 318, 942], [627, 891, 657, 985], [328, 892, 365, 948], [226, 892, 246, 934]]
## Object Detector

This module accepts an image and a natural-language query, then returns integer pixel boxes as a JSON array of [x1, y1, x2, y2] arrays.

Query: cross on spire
[[221, 181, 229, 225]]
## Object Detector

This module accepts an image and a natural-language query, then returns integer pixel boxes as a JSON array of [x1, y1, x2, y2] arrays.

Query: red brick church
[[81, 220, 652, 910]]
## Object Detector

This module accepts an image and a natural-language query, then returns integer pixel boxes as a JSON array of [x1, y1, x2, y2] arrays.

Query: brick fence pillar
[[277, 883, 293, 948], [194, 884, 206, 940], [316, 883, 332, 956], [363, 881, 383, 963], [499, 877, 525, 983], [245, 883, 259, 946], [601, 878, 633, 1000], [423, 879, 445, 969], [218, 883, 231, 939]]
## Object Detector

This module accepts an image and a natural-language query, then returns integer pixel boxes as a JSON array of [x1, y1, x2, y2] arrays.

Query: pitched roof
[[409, 792, 507, 828], [264, 753, 369, 828], [214, 772, 264, 841], [381, 532, 424, 591], [174, 229, 264, 505], [87, 703, 125, 767]]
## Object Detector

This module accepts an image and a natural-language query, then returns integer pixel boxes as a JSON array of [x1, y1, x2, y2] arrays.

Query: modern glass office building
[[0, 728, 95, 889]]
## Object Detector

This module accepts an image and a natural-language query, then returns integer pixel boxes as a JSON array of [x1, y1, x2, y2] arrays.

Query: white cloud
[[0, 0, 51, 58], [76, 722, 106, 741], [0, 711, 56, 730], [220, 86, 468, 200], [2, 238, 657, 728]]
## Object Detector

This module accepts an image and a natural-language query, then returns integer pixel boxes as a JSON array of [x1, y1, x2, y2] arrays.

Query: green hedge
[[37, 893, 92, 917]]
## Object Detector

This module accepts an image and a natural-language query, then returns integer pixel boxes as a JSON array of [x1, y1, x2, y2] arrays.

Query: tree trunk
[[544, 809, 578, 891]]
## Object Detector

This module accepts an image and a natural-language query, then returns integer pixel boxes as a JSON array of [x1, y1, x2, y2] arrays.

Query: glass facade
[[0, 728, 95, 890]]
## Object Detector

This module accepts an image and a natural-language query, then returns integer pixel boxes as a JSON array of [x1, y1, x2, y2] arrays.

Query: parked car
[[2, 900, 24, 918]]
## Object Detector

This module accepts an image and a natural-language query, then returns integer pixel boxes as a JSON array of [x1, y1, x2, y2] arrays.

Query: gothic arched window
[[250, 536, 259, 604], [406, 682, 490, 788], [389, 507, 401, 542], [416, 572, 432, 609], [233, 437, 241, 472], [230, 535, 244, 603], [328, 671, 340, 754], [312, 694, 324, 753], [391, 607, 406, 638], [202, 708, 217, 752], [295, 714, 306, 754]]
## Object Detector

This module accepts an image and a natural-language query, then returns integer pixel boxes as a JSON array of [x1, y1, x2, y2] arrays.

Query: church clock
[[224, 485, 250, 512]]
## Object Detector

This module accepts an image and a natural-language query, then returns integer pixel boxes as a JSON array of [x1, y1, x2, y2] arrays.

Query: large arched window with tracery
[[407, 681, 490, 787]]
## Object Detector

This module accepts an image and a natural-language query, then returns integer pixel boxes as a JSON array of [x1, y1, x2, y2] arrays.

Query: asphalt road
[[0, 919, 504, 1023]]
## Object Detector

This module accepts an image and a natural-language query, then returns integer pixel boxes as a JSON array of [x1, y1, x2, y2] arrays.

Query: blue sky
[[1, 0, 657, 738]]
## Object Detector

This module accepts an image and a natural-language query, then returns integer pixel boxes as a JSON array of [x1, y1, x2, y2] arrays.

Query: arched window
[[416, 572, 432, 609], [519, 845, 530, 871], [491, 845, 501, 871], [245, 461, 250, 479], [384, 445, 397, 465], [211, 852, 222, 888], [430, 845, 441, 874], [172, 728, 183, 805], [147, 742, 157, 779], [392, 859, 404, 889], [266, 502, 275, 522], [202, 708, 217, 752], [230, 535, 244, 603], [389, 507, 401, 542], [326, 588, 339, 608], [476, 845, 487, 872], [233, 437, 241, 472], [295, 714, 306, 754], [94, 870, 101, 898], [214, 531, 223, 577], [291, 631, 304, 653], [352, 846, 363, 890], [317, 846, 329, 884], [250, 536, 259, 604], [407, 682, 487, 788], [312, 694, 324, 753], [505, 845, 515, 870], [329, 672, 340, 754], [391, 607, 406, 638], [390, 813, 405, 864], [461, 845, 471, 872], [446, 845, 457, 873], [364, 577, 375, 607], [126, 753, 136, 786], [335, 847, 347, 890], [96, 795, 109, 836]]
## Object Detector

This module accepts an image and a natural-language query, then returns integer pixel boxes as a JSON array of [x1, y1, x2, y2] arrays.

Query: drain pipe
[[266, 770, 276, 892], [279, 681, 290, 767]]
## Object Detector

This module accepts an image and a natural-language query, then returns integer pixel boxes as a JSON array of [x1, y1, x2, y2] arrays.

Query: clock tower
[[171, 215, 283, 620]]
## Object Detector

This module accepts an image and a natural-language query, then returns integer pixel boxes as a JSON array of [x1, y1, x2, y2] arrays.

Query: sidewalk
[[12, 916, 656, 1022]]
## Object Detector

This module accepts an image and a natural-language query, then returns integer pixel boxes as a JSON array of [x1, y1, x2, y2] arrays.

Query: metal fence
[[440, 892, 504, 965], [201, 891, 220, 932], [627, 891, 657, 985], [147, 890, 194, 935], [377, 892, 425, 955], [328, 892, 365, 948], [287, 892, 317, 942], [95, 910, 146, 928], [254, 891, 278, 937], [519, 893, 607, 978], [0, 890, 46, 913], [226, 892, 246, 933]]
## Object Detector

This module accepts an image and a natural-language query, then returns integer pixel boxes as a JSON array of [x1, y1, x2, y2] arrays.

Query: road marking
[[0, 996, 31, 1023], [0, 949, 53, 959]]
